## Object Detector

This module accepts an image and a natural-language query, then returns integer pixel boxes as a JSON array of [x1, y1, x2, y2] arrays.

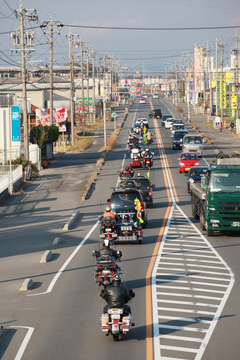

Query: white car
[[136, 117, 149, 127], [142, 93, 148, 99], [165, 118, 174, 129], [139, 97, 146, 104], [153, 93, 158, 99]]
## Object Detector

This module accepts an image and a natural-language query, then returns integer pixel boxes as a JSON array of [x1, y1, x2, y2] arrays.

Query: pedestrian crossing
[[152, 204, 234, 360]]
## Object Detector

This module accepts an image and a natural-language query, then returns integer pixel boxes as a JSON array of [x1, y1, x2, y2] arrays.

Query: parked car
[[107, 188, 148, 228], [178, 152, 199, 173], [186, 166, 208, 193], [171, 130, 189, 149], [161, 114, 173, 126], [182, 134, 205, 157]]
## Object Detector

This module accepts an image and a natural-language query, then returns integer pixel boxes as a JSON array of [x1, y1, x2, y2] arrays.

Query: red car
[[178, 152, 199, 173]]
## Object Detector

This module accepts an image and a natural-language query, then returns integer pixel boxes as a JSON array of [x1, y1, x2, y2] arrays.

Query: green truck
[[190, 157, 240, 236]]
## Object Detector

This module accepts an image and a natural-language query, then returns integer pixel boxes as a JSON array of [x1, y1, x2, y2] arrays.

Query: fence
[[0, 165, 23, 196], [194, 106, 205, 114]]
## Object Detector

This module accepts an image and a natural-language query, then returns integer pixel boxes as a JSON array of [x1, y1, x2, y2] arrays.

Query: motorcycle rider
[[119, 166, 134, 177], [102, 206, 116, 220], [99, 274, 135, 320], [93, 239, 122, 261]]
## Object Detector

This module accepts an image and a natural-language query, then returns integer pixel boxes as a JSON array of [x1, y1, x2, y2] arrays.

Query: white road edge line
[[10, 326, 34, 360], [28, 221, 99, 296]]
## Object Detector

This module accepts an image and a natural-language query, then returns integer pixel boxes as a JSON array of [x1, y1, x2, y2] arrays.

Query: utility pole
[[187, 54, 191, 121], [86, 43, 89, 121], [92, 48, 96, 122], [103, 53, 107, 148], [10, 5, 38, 161], [213, 37, 219, 116], [207, 45, 213, 114], [229, 30, 240, 120], [41, 15, 62, 126], [219, 39, 227, 124], [67, 30, 80, 145]]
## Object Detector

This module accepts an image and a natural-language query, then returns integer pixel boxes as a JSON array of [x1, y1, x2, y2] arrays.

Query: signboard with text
[[36, 108, 67, 126], [11, 106, 20, 142]]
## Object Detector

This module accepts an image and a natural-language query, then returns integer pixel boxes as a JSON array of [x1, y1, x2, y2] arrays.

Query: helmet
[[124, 214, 130, 221], [125, 166, 129, 171], [137, 173, 141, 177], [146, 148, 149, 152], [105, 206, 111, 212], [112, 274, 121, 285]]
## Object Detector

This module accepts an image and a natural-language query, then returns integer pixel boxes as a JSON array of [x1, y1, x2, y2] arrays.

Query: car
[[178, 152, 199, 173], [171, 130, 189, 149], [182, 134, 205, 157], [153, 109, 162, 119], [153, 93, 159, 99], [165, 118, 174, 129], [161, 114, 173, 126], [186, 166, 208, 193], [122, 176, 155, 208], [139, 97, 146, 104], [171, 123, 185, 134], [142, 93, 148, 99], [136, 117, 149, 127], [169, 119, 184, 130], [107, 188, 148, 228]]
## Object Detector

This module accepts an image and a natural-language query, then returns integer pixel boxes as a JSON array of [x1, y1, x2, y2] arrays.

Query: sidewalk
[[165, 97, 240, 155]]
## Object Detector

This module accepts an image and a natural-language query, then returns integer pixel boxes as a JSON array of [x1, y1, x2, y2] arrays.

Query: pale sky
[[1, 0, 240, 76]]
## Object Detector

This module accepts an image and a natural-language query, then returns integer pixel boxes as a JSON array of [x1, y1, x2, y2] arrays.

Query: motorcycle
[[146, 138, 154, 146], [99, 216, 118, 242], [101, 307, 133, 341], [118, 172, 133, 186], [93, 254, 122, 287], [130, 156, 142, 169], [143, 153, 154, 168], [117, 217, 143, 243]]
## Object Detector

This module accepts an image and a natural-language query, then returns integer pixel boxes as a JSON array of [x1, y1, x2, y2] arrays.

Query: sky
[[1, 0, 240, 77]]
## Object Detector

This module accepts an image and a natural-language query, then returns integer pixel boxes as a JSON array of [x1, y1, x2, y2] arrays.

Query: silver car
[[182, 135, 205, 156]]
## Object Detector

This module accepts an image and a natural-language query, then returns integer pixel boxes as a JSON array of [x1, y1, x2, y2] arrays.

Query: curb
[[19, 278, 33, 291], [63, 210, 80, 231], [80, 105, 132, 202], [0, 325, 4, 337], [39, 250, 53, 263]]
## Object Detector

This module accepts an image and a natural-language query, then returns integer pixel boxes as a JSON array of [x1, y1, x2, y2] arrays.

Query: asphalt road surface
[[0, 96, 239, 360]]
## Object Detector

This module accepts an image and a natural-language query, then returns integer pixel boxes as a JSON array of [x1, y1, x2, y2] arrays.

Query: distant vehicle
[[153, 109, 162, 119], [178, 152, 199, 173], [142, 93, 148, 99], [171, 130, 189, 149], [186, 166, 208, 193], [139, 97, 146, 104], [171, 123, 185, 134], [122, 175, 155, 208], [169, 119, 184, 130], [161, 114, 173, 126], [153, 93, 159, 99]]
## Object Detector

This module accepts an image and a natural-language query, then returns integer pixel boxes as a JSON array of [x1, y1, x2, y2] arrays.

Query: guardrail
[[0, 175, 8, 193]]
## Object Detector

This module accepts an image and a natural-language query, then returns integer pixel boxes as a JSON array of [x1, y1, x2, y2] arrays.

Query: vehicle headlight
[[180, 139, 182, 142], [195, 162, 199, 165], [189, 178, 194, 183], [180, 162, 185, 166], [209, 206, 216, 211]]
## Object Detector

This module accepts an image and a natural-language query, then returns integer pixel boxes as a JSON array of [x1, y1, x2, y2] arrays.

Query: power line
[[61, 23, 240, 31]]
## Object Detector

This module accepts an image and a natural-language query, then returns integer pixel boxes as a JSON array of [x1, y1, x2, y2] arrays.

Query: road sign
[[112, 112, 117, 117], [129, 85, 137, 94]]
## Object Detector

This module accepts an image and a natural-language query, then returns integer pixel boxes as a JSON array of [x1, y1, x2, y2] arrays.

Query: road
[[0, 96, 239, 360]]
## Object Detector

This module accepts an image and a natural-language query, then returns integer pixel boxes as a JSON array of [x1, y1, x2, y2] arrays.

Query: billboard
[[135, 70, 141, 78], [36, 108, 67, 126]]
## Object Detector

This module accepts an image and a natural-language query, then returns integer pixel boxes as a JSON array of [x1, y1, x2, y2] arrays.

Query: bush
[[30, 125, 59, 148]]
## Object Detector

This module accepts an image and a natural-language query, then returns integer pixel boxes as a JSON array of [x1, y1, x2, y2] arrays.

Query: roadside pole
[[8, 95, 13, 194], [103, 53, 107, 148]]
